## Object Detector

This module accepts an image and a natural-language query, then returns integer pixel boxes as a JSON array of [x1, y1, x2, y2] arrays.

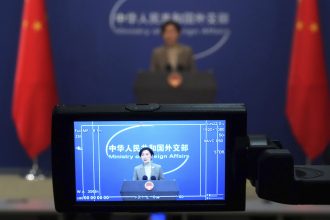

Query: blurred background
[[0, 0, 329, 219]]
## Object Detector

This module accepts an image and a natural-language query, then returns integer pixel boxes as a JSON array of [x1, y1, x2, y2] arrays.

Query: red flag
[[286, 0, 330, 160], [12, 0, 58, 159]]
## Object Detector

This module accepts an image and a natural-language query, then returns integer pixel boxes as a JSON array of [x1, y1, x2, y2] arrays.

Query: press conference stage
[[0, 169, 329, 220], [1, 0, 330, 219]]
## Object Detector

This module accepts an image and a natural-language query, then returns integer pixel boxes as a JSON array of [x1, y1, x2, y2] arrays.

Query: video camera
[[51, 104, 330, 212]]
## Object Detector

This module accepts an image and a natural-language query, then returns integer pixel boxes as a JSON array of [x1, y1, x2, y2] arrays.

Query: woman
[[132, 147, 164, 180], [150, 20, 196, 73]]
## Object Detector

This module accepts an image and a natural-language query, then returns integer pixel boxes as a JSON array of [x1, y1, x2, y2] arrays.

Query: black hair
[[139, 147, 154, 157], [160, 20, 181, 34]]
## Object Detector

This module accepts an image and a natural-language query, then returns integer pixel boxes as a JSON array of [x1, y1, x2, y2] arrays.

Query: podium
[[120, 180, 179, 201], [134, 71, 217, 103]]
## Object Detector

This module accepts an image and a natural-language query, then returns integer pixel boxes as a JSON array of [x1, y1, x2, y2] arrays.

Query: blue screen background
[[74, 120, 226, 201]]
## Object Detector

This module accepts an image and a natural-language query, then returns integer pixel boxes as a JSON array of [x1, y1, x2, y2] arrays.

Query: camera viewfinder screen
[[74, 120, 226, 202]]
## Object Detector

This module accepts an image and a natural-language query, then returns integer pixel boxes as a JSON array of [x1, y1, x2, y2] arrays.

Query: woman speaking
[[150, 20, 196, 73], [132, 147, 164, 180]]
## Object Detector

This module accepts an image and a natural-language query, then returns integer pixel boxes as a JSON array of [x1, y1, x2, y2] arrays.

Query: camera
[[51, 104, 330, 213]]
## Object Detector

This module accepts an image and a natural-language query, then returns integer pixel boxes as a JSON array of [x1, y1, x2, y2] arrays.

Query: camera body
[[52, 103, 330, 213], [52, 104, 247, 212]]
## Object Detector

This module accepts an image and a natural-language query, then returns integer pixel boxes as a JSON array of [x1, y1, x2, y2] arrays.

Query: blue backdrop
[[0, 0, 330, 168], [74, 120, 226, 201]]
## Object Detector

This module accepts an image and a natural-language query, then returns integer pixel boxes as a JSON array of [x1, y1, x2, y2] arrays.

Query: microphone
[[165, 64, 172, 73], [177, 65, 184, 73], [151, 176, 157, 180], [142, 175, 148, 180]]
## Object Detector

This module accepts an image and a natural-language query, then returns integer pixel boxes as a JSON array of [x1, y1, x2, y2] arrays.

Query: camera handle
[[247, 135, 330, 204]]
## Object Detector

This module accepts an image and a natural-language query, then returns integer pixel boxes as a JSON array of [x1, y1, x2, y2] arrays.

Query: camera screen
[[74, 120, 226, 202]]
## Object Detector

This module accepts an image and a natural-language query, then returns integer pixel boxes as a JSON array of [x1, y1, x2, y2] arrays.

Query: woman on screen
[[132, 147, 164, 180]]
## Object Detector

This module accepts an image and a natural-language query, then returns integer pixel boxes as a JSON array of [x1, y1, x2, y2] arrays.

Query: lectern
[[134, 71, 217, 103], [120, 180, 179, 201]]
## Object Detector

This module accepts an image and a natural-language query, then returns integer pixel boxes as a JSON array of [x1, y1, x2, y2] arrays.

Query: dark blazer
[[132, 163, 164, 180], [150, 44, 196, 73]]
